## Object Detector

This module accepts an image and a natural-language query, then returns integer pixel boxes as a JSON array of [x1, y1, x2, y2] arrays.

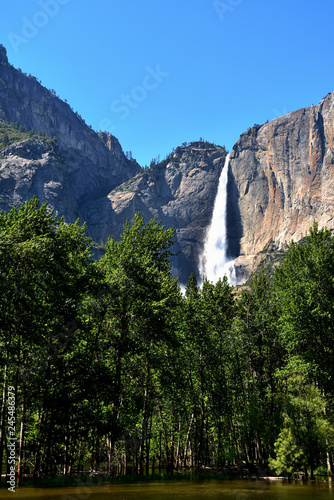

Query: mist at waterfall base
[[199, 154, 238, 286]]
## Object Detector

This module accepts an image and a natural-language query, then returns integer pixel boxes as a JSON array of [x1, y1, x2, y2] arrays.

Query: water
[[200, 154, 237, 285], [0, 479, 332, 499]]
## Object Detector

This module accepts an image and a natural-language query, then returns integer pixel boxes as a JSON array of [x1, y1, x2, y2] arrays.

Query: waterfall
[[199, 153, 237, 285]]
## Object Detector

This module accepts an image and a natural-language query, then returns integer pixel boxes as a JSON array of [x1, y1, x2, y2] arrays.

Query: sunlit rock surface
[[1, 45, 334, 285], [88, 143, 227, 283], [228, 91, 334, 282]]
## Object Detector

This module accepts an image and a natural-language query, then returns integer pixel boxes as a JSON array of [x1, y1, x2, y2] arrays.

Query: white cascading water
[[199, 153, 237, 285]]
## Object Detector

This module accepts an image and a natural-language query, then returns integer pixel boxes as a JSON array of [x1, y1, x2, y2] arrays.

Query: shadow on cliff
[[226, 167, 242, 260]]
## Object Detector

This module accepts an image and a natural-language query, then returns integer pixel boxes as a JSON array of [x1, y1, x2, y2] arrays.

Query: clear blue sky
[[1, 0, 334, 167]]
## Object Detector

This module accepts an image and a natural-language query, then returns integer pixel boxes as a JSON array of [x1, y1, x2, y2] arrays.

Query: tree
[[229, 272, 282, 470], [3, 132, 9, 147], [177, 275, 235, 469], [273, 223, 334, 395], [273, 224, 334, 476], [276, 369, 334, 479], [200, 277, 235, 467], [269, 427, 306, 478], [95, 213, 181, 474], [0, 198, 94, 482]]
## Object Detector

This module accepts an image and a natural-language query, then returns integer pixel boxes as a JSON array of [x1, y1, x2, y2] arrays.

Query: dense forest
[[0, 198, 333, 486]]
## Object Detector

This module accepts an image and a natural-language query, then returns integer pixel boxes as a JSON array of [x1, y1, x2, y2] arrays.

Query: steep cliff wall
[[228, 92, 334, 281], [0, 46, 226, 283], [2, 44, 334, 285], [0, 138, 79, 220], [87, 143, 227, 282], [0, 45, 140, 222]]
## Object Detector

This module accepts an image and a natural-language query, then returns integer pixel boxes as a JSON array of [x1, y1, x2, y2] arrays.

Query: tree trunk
[[175, 419, 181, 471], [64, 420, 69, 475], [123, 437, 127, 475], [77, 440, 82, 473], [134, 447, 138, 475], [33, 411, 47, 481], [17, 399, 26, 486], [139, 382, 149, 475], [158, 431, 162, 473], [310, 451, 315, 481], [183, 413, 194, 468], [107, 436, 112, 475], [169, 428, 174, 474], [326, 450, 333, 474], [145, 414, 152, 476], [157, 399, 169, 470]]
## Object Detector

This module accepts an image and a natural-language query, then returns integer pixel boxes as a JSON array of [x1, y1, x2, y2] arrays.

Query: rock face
[[0, 46, 225, 283], [87, 143, 227, 283], [0, 45, 140, 225], [0, 138, 79, 220], [228, 91, 334, 282], [0, 45, 8, 64], [1, 44, 334, 285]]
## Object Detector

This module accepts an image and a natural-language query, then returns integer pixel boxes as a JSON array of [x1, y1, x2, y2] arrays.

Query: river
[[0, 479, 333, 499]]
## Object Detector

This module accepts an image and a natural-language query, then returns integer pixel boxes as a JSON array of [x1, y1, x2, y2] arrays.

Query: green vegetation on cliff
[[0, 120, 30, 151], [0, 120, 59, 153]]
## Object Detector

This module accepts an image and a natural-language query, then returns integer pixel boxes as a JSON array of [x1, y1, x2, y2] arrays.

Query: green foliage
[[314, 465, 332, 476], [0, 119, 30, 150], [247, 242, 288, 284], [273, 222, 334, 394], [269, 427, 306, 477], [277, 372, 334, 479], [230, 272, 283, 465], [0, 198, 95, 480], [0, 119, 57, 152], [1, 207, 334, 481]]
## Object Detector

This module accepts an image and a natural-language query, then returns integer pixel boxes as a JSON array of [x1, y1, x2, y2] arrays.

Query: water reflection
[[0, 479, 333, 500]]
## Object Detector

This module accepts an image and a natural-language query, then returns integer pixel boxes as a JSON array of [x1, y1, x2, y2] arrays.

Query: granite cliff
[[1, 43, 334, 284], [0, 45, 226, 282], [86, 143, 227, 283], [0, 45, 140, 224], [227, 91, 334, 282]]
